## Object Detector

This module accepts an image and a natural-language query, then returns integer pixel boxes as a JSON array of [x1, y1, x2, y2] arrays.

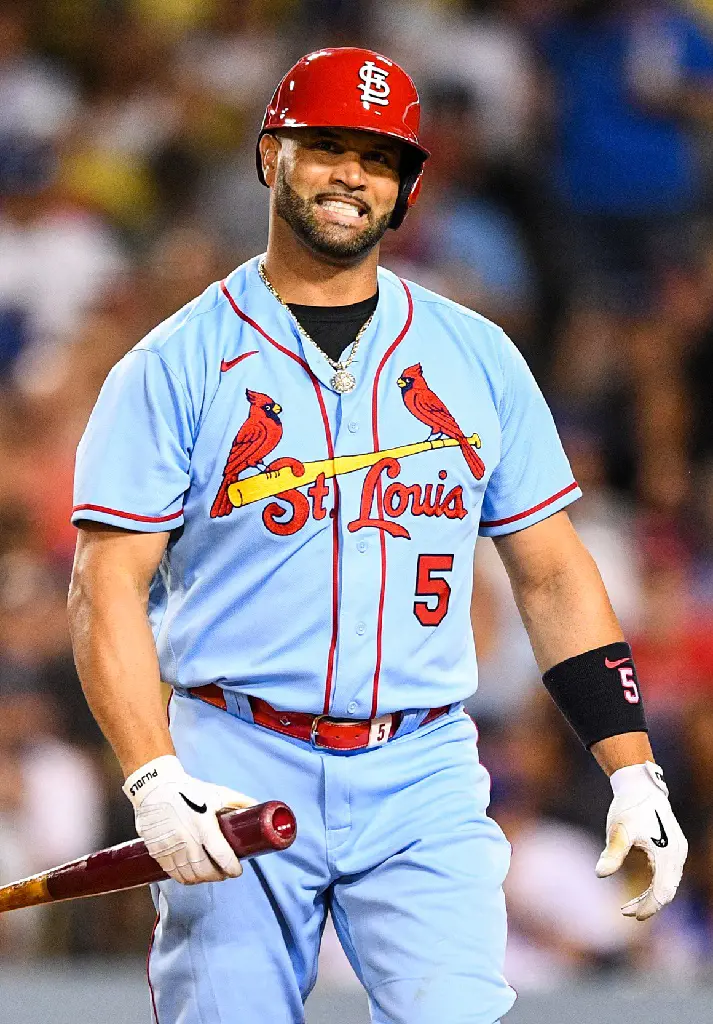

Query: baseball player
[[68, 48, 687, 1024]]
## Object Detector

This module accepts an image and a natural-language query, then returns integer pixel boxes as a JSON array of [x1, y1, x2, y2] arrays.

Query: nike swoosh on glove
[[595, 761, 688, 920], [123, 755, 258, 885]]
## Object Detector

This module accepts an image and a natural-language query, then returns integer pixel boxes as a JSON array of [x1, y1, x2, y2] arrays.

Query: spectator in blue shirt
[[537, 0, 713, 309]]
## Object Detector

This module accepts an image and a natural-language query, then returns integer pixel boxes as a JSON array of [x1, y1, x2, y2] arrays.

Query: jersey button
[[357, 540, 367, 553], [355, 621, 366, 635], [347, 701, 358, 714], [348, 420, 359, 433]]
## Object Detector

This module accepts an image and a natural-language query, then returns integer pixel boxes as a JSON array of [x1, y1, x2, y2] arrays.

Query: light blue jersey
[[73, 255, 579, 718], [73, 255, 580, 1024]]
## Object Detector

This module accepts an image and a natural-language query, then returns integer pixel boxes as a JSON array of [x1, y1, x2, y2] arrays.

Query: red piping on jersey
[[480, 481, 579, 528], [220, 280, 339, 714], [72, 504, 183, 524], [220, 349, 259, 372], [147, 911, 160, 1023], [369, 279, 414, 718]]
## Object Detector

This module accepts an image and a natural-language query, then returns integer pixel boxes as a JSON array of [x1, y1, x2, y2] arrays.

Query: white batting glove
[[595, 761, 687, 920], [123, 755, 258, 885]]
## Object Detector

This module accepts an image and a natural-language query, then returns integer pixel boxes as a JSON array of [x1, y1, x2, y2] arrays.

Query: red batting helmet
[[256, 47, 429, 229]]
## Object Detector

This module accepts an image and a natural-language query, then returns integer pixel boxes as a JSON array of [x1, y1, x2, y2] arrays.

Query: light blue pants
[[148, 693, 515, 1024]]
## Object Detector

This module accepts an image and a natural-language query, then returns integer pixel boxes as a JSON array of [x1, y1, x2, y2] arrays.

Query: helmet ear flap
[[407, 171, 423, 209], [389, 164, 424, 230]]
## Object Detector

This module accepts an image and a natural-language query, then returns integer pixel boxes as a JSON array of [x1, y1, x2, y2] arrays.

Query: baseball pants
[[148, 693, 515, 1024]]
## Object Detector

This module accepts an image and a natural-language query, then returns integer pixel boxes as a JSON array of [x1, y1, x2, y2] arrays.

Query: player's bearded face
[[271, 129, 400, 261]]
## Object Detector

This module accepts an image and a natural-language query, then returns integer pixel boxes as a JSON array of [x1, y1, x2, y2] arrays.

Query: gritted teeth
[[317, 197, 366, 218]]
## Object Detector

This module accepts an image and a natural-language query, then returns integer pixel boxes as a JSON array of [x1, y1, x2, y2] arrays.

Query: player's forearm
[[68, 572, 174, 777], [510, 547, 654, 771], [496, 515, 653, 767], [508, 541, 622, 672]]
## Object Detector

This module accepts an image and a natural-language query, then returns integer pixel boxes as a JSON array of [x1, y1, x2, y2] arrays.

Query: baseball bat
[[0, 800, 296, 914]]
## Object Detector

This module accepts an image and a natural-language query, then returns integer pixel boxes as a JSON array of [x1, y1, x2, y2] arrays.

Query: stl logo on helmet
[[358, 61, 390, 107]]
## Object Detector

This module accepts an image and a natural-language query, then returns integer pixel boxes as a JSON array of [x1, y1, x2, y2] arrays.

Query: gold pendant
[[331, 369, 357, 394]]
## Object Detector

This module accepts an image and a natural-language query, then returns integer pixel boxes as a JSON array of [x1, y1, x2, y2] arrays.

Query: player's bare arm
[[493, 509, 651, 769], [68, 523, 256, 885], [495, 509, 687, 919], [493, 510, 622, 669], [68, 522, 173, 776]]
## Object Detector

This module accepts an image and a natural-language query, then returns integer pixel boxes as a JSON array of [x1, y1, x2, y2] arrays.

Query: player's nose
[[330, 151, 367, 191]]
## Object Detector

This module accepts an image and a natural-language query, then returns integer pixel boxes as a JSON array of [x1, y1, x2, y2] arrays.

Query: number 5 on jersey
[[413, 554, 454, 626]]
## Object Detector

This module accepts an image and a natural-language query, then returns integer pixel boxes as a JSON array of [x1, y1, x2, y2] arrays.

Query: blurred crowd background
[[1, 0, 713, 995]]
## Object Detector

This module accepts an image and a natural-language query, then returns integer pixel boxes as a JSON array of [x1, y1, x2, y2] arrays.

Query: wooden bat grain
[[0, 801, 296, 913]]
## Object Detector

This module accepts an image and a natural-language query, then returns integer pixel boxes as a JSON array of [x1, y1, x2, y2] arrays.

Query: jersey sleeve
[[72, 349, 192, 532], [479, 333, 581, 537]]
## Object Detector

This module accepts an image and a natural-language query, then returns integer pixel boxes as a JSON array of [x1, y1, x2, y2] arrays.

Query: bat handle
[[0, 801, 297, 913]]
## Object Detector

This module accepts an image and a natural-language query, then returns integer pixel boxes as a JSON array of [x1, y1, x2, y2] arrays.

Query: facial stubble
[[273, 163, 394, 261]]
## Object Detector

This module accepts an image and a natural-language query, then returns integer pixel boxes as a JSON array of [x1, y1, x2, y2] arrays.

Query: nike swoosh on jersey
[[220, 350, 259, 373], [652, 811, 669, 848], [604, 656, 631, 670], [180, 792, 208, 814]]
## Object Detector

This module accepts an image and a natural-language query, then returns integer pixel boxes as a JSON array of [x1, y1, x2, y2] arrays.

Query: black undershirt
[[287, 291, 379, 365]]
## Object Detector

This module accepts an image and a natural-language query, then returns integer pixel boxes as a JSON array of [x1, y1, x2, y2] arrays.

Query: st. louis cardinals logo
[[358, 61, 390, 107], [210, 368, 485, 538]]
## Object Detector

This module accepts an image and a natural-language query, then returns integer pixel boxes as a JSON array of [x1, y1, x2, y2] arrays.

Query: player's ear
[[259, 134, 280, 188]]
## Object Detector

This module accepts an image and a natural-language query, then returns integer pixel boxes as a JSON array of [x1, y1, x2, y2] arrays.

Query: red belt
[[191, 685, 450, 751]]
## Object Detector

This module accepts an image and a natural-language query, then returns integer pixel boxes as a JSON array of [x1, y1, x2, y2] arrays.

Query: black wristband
[[542, 641, 648, 749]]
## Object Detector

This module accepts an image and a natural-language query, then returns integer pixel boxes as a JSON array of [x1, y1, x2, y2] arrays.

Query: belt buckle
[[310, 714, 328, 749]]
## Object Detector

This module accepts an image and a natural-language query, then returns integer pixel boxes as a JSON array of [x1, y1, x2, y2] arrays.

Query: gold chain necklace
[[258, 259, 374, 394]]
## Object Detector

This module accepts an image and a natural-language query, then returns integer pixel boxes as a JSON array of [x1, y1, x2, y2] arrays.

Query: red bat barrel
[[46, 801, 296, 902]]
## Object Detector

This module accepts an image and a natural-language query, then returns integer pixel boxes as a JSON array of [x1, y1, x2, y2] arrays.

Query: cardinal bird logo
[[210, 389, 283, 518], [397, 364, 485, 480]]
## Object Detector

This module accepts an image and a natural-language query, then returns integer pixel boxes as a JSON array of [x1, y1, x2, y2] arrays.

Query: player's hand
[[123, 755, 258, 885], [595, 761, 687, 920]]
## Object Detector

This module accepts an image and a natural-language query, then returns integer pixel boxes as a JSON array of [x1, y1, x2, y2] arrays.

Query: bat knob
[[217, 801, 297, 857]]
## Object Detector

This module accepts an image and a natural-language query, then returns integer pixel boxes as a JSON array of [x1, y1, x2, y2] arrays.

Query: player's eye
[[368, 149, 400, 169], [312, 139, 341, 152]]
